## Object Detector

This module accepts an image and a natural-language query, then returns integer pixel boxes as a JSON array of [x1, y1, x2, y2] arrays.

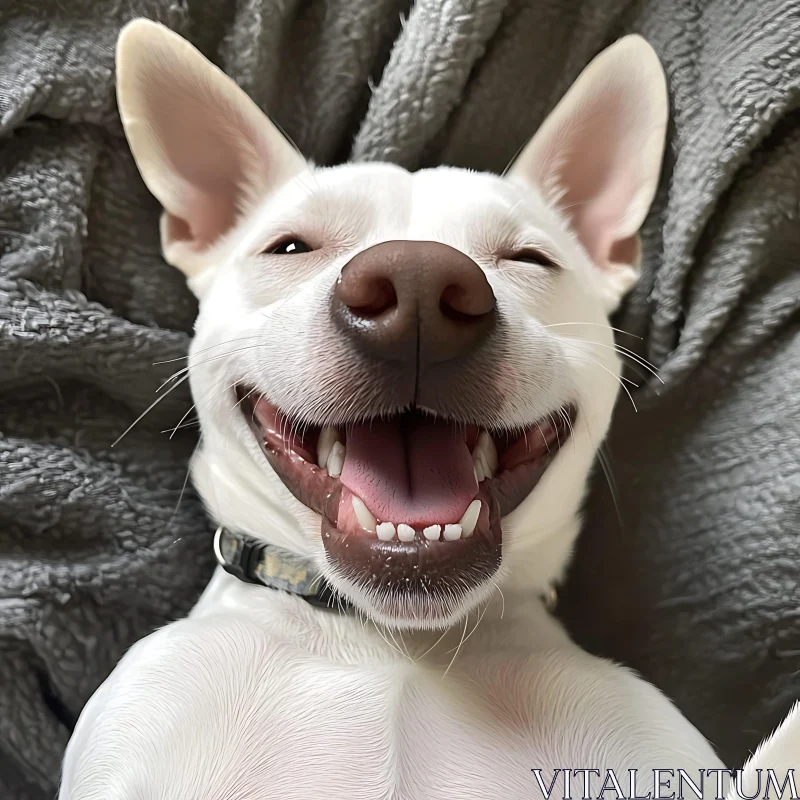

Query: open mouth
[[237, 387, 575, 620]]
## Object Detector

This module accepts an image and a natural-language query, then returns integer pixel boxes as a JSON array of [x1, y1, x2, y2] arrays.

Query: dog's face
[[117, 22, 667, 628]]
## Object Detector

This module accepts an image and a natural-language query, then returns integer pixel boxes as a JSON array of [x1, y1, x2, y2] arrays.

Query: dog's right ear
[[116, 20, 306, 280]]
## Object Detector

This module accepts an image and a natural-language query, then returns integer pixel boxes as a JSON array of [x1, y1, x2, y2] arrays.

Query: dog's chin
[[236, 388, 576, 629]]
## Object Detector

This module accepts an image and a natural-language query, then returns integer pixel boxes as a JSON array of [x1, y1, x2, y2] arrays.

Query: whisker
[[417, 625, 450, 661], [559, 406, 577, 458], [612, 343, 663, 383], [153, 336, 262, 365], [561, 345, 638, 412], [371, 619, 405, 659], [493, 582, 505, 620], [185, 345, 263, 372], [555, 334, 662, 382], [233, 385, 258, 411], [157, 367, 189, 393], [597, 444, 623, 529], [169, 403, 198, 440], [540, 321, 641, 339], [112, 374, 190, 447], [444, 595, 492, 654], [442, 613, 470, 678], [170, 433, 203, 523], [384, 623, 407, 657], [396, 628, 413, 661], [160, 420, 200, 434]]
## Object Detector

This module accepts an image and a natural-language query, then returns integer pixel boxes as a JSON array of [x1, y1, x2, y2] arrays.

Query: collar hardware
[[213, 526, 267, 586], [213, 526, 349, 612]]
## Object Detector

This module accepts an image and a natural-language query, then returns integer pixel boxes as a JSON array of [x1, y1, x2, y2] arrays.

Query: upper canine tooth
[[423, 525, 440, 541], [473, 430, 497, 479], [477, 431, 498, 472], [352, 496, 376, 532], [376, 522, 395, 541], [326, 440, 345, 478], [443, 524, 462, 541], [397, 523, 416, 542], [459, 500, 481, 538], [317, 427, 340, 468]]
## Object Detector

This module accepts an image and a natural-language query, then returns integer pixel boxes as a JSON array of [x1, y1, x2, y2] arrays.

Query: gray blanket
[[1, 0, 799, 795]]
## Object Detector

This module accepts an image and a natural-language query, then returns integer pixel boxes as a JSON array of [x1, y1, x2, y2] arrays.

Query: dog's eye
[[508, 250, 558, 269], [266, 238, 312, 255]]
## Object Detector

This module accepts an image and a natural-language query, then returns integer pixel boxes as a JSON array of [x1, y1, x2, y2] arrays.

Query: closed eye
[[506, 249, 559, 269]]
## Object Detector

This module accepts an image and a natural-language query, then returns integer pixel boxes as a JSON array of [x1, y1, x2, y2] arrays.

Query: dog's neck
[[192, 556, 571, 659]]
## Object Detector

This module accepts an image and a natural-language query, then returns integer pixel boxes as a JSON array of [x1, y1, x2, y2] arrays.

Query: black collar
[[213, 527, 350, 612]]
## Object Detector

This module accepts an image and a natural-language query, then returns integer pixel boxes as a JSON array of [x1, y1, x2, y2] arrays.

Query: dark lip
[[236, 388, 576, 616]]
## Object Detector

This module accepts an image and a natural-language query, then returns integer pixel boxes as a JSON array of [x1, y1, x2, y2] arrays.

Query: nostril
[[337, 276, 397, 318], [440, 282, 496, 322], [440, 286, 476, 322]]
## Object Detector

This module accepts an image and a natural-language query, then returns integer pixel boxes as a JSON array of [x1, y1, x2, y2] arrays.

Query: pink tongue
[[341, 417, 477, 526]]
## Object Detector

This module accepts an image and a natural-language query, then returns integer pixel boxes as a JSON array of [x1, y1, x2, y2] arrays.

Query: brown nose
[[332, 240, 496, 364]]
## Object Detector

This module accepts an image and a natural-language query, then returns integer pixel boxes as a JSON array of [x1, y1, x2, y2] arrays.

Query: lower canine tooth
[[376, 522, 395, 541], [443, 524, 462, 541], [326, 440, 345, 478], [423, 525, 440, 541], [352, 496, 376, 532], [459, 500, 481, 537], [397, 523, 416, 542]]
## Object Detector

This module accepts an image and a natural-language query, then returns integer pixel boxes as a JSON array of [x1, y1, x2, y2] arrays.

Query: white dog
[[59, 20, 799, 800]]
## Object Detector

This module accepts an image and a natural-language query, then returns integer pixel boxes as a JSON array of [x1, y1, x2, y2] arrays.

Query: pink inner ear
[[542, 87, 645, 271], [140, 61, 261, 247]]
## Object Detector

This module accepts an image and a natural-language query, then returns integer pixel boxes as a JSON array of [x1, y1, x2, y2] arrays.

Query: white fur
[[59, 21, 800, 799]]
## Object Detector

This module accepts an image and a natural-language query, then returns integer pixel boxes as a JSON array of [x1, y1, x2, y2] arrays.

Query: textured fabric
[[1, 0, 799, 795]]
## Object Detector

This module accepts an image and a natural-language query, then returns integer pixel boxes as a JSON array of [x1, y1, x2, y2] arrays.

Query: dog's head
[[116, 21, 667, 629]]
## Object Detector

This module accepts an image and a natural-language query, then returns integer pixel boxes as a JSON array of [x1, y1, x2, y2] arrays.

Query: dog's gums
[[238, 387, 575, 610]]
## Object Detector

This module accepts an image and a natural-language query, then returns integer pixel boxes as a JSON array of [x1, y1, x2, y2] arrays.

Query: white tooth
[[326, 440, 345, 478], [477, 430, 498, 473], [423, 525, 441, 541], [376, 522, 395, 541], [443, 524, 462, 541], [474, 462, 485, 483], [398, 523, 416, 542], [352, 496, 376, 532], [459, 500, 481, 538], [473, 465, 481, 484], [474, 452, 489, 481], [317, 427, 339, 469]]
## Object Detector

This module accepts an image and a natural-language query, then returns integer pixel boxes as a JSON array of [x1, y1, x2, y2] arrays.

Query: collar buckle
[[213, 526, 265, 585]]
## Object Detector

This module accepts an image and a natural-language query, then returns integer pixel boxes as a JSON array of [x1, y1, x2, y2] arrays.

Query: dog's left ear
[[510, 35, 668, 313], [116, 19, 307, 280]]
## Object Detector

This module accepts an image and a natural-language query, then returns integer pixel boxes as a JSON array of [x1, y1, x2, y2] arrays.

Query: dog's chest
[[68, 611, 575, 800], [235, 645, 553, 800], [63, 600, 720, 800]]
